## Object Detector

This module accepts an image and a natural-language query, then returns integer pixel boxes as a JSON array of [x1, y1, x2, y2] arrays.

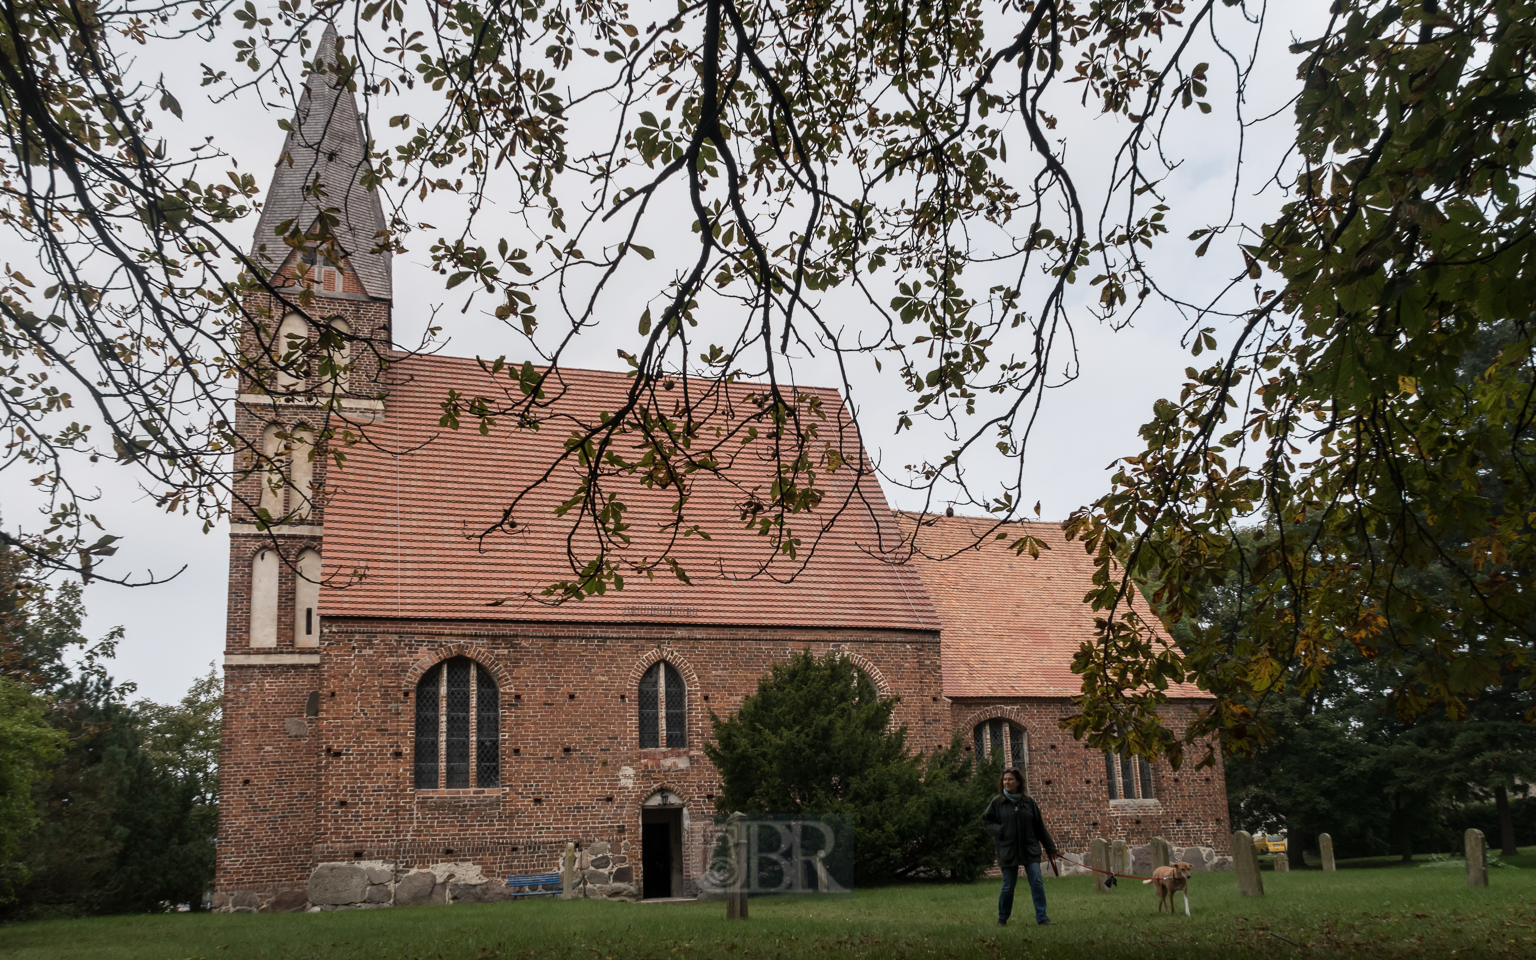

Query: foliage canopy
[[704, 651, 995, 882], [0, 0, 1532, 760]]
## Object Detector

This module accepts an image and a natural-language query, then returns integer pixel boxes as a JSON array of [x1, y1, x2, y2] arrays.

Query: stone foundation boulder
[[270, 890, 310, 913], [394, 870, 439, 907], [308, 864, 372, 906]]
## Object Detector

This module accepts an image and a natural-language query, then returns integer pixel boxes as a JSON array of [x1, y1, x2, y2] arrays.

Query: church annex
[[213, 28, 1229, 913]]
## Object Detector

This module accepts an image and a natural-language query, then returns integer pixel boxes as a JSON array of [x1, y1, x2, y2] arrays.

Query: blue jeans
[[998, 861, 1048, 923]]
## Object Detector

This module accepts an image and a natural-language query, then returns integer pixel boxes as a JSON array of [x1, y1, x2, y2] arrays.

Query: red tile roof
[[897, 513, 1209, 699], [320, 356, 938, 631]]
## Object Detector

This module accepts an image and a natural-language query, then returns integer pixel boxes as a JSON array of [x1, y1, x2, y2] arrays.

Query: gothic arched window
[[639, 661, 686, 749], [973, 718, 1026, 775], [414, 657, 499, 789], [1105, 750, 1155, 800]]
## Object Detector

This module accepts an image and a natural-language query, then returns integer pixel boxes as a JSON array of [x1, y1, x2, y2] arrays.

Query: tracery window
[[1105, 750, 1155, 800], [973, 718, 1025, 773], [639, 661, 686, 749], [414, 657, 499, 789]]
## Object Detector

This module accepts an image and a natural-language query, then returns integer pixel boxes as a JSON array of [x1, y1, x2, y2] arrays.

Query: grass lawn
[[3, 868, 1534, 960]]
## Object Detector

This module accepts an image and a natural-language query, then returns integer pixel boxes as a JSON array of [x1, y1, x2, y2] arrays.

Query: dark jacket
[[982, 793, 1058, 867]]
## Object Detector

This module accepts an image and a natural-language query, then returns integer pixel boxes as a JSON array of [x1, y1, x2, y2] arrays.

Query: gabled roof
[[250, 23, 391, 299], [319, 357, 939, 632], [897, 512, 1209, 699]]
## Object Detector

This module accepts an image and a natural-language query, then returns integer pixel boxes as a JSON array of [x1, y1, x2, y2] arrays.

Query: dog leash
[[1055, 853, 1156, 882]]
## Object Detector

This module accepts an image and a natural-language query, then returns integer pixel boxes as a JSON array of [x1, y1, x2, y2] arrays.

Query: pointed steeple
[[251, 23, 391, 299]]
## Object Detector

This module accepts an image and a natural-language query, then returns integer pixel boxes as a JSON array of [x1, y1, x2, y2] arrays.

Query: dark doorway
[[640, 806, 684, 899], [642, 821, 672, 898]]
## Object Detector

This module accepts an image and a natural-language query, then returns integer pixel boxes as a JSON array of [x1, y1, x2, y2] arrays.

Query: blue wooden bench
[[505, 872, 562, 898]]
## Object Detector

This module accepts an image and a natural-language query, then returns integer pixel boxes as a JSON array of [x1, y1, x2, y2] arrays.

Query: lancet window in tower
[[249, 548, 279, 648], [293, 549, 320, 647], [290, 425, 315, 520], [413, 657, 500, 790], [273, 313, 309, 391], [258, 423, 285, 518]]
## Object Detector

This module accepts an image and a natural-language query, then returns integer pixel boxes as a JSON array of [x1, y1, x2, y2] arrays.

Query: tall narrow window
[[414, 665, 441, 788], [638, 664, 660, 749], [639, 661, 686, 749], [290, 426, 315, 520], [445, 658, 471, 788], [249, 549, 279, 648], [1106, 750, 1154, 800], [973, 719, 1026, 783], [476, 665, 499, 788], [664, 662, 687, 748], [258, 423, 285, 519], [273, 313, 309, 391], [294, 549, 321, 647], [325, 318, 352, 393], [414, 657, 500, 790]]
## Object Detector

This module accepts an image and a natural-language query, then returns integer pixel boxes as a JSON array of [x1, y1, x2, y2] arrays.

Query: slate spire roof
[[250, 23, 391, 299]]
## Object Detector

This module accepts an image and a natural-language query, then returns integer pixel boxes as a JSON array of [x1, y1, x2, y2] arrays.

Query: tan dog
[[1142, 862, 1193, 915]]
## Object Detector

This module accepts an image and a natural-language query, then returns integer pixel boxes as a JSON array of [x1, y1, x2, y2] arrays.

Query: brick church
[[213, 27, 1229, 913]]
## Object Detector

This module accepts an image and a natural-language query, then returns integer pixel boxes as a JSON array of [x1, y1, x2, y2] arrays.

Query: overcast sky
[[2, 0, 1331, 703]]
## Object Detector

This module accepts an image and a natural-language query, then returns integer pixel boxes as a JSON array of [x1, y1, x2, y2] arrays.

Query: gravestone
[[562, 843, 577, 899], [1466, 828, 1488, 888], [1112, 839, 1131, 877], [1273, 853, 1289, 872], [726, 813, 749, 919], [1151, 837, 1171, 870], [1319, 833, 1335, 872], [1090, 837, 1111, 892], [1232, 831, 1264, 897]]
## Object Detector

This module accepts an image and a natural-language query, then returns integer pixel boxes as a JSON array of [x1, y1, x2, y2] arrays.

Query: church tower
[[215, 23, 392, 907]]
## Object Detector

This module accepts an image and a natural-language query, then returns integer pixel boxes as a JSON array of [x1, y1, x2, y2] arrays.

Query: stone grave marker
[[1151, 837, 1171, 870], [1232, 831, 1264, 897], [562, 842, 577, 899], [1320, 833, 1336, 872], [1090, 837, 1111, 892], [1466, 828, 1488, 888], [1112, 839, 1131, 878], [1273, 853, 1289, 872], [726, 812, 749, 919]]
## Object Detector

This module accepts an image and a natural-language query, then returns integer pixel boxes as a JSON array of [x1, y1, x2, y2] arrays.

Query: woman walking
[[981, 767, 1059, 926]]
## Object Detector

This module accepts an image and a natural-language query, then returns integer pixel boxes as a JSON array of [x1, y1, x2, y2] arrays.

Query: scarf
[[1002, 790, 1021, 803]]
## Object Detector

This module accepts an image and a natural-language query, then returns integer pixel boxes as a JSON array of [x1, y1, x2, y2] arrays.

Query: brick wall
[[214, 620, 948, 896], [948, 699, 1230, 855]]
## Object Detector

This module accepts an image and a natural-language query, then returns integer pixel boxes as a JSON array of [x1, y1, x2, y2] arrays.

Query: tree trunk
[[1495, 783, 1519, 857], [1390, 795, 1412, 862], [1288, 827, 1308, 870]]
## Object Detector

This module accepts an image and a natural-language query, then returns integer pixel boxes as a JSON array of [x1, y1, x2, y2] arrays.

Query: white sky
[[3, 0, 1331, 703]]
